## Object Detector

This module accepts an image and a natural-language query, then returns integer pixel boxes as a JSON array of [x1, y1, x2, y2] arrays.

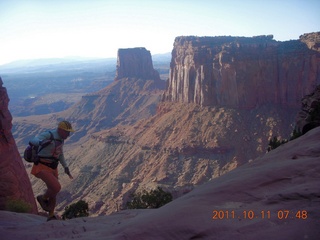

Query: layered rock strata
[[0, 77, 37, 213], [115, 47, 161, 81], [163, 33, 320, 108]]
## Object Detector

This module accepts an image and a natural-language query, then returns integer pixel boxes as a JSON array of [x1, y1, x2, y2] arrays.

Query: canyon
[[1, 126, 320, 239], [1, 32, 319, 219]]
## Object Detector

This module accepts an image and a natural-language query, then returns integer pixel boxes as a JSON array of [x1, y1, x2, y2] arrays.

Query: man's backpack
[[23, 131, 54, 163]]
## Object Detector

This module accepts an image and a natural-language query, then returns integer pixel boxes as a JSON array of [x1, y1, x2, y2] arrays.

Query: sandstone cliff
[[0, 77, 37, 213], [163, 33, 320, 108], [115, 47, 161, 81]]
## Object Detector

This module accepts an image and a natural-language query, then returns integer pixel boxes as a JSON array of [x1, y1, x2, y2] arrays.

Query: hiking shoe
[[36, 195, 50, 212], [47, 215, 58, 222]]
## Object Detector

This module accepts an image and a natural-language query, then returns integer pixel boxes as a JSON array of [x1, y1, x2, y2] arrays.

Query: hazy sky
[[0, 0, 319, 65]]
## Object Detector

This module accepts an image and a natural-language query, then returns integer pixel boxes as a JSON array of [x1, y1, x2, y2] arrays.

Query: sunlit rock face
[[115, 47, 161, 81], [0, 77, 37, 213], [163, 33, 320, 109]]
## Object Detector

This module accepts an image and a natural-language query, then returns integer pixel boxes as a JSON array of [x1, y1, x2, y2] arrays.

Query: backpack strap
[[37, 131, 55, 153], [48, 131, 54, 141]]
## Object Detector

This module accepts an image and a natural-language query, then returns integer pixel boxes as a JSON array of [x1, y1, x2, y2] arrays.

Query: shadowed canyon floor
[[1, 127, 319, 240]]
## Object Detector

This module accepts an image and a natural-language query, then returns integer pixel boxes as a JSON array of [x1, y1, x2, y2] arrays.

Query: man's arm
[[59, 154, 73, 179]]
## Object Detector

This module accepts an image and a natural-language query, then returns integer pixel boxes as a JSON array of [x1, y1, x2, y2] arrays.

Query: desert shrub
[[309, 103, 320, 122], [62, 200, 89, 220], [267, 136, 288, 152], [6, 198, 32, 213], [267, 127, 306, 152], [289, 128, 303, 140], [127, 187, 172, 209]]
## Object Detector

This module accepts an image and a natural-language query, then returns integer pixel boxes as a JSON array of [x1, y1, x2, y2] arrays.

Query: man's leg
[[35, 170, 61, 218]]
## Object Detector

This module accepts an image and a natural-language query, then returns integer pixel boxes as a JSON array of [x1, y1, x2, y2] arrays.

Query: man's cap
[[58, 121, 75, 132]]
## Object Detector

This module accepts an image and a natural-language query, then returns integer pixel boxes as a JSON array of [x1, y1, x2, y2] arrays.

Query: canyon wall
[[0, 77, 37, 213], [163, 32, 320, 108]]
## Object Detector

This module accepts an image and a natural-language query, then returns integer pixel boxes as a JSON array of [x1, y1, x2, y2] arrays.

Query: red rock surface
[[115, 47, 161, 81], [163, 33, 320, 108], [0, 77, 37, 213]]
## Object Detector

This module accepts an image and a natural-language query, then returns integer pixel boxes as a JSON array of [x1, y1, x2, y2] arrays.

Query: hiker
[[30, 120, 75, 221]]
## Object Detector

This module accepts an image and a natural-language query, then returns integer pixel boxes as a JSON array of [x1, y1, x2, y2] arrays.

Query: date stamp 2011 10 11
[[212, 210, 308, 220]]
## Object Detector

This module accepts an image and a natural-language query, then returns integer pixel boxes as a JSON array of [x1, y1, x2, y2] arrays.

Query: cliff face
[[0, 77, 37, 213], [163, 33, 320, 108], [115, 47, 161, 81]]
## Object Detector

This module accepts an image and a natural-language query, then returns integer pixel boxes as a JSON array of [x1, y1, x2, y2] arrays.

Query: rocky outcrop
[[300, 31, 320, 51], [115, 47, 161, 81], [0, 77, 37, 213], [295, 84, 320, 133], [37, 48, 166, 142], [163, 33, 320, 108]]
